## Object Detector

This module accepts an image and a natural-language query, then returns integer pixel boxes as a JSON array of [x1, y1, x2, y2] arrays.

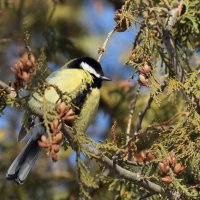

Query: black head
[[68, 57, 112, 84]]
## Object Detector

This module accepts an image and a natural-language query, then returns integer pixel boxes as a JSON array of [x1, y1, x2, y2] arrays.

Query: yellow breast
[[73, 87, 100, 134], [28, 68, 100, 134]]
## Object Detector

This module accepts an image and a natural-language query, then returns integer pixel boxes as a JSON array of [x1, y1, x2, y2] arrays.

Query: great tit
[[6, 57, 111, 184]]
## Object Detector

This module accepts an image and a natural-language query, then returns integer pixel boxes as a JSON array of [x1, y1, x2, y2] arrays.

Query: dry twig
[[97, 29, 115, 62], [126, 85, 141, 144]]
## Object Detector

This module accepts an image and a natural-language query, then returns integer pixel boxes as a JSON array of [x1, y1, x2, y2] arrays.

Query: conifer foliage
[[0, 0, 200, 199]]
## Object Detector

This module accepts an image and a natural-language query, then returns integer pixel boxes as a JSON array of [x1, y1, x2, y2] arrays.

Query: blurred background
[[0, 0, 182, 199], [0, 0, 137, 199]]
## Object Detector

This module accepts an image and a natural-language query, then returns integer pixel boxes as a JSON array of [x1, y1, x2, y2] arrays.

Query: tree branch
[[100, 154, 162, 194], [0, 78, 174, 196], [61, 125, 163, 195]]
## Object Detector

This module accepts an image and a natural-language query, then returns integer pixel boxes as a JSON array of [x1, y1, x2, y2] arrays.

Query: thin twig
[[134, 95, 153, 135], [97, 29, 115, 62], [44, 0, 58, 41], [0, 80, 16, 99], [24, 30, 32, 58], [126, 85, 141, 144], [16, 0, 25, 30], [132, 24, 145, 51], [122, 159, 145, 167], [147, 0, 185, 81], [46, 0, 58, 26], [148, 112, 189, 128], [133, 83, 167, 136]]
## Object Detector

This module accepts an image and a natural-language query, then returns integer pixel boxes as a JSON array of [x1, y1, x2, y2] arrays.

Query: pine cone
[[114, 9, 131, 32]]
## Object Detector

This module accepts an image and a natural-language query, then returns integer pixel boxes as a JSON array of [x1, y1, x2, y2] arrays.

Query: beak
[[100, 75, 112, 81]]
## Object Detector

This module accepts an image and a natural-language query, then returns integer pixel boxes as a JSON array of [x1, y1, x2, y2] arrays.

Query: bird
[[6, 57, 111, 184]]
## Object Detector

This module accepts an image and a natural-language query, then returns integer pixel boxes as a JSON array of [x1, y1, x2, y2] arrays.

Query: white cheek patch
[[80, 61, 101, 78]]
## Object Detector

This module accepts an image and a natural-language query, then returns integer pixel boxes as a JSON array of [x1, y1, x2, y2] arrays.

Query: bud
[[58, 102, 67, 113], [22, 72, 30, 82], [51, 118, 60, 131], [41, 135, 48, 143], [146, 152, 155, 161], [174, 163, 184, 175], [130, 52, 136, 60], [11, 65, 19, 74], [17, 61, 24, 70], [138, 64, 151, 74], [21, 52, 36, 63], [53, 144, 60, 153], [138, 74, 149, 86], [51, 152, 58, 162], [142, 11, 149, 19], [38, 140, 50, 148], [161, 176, 173, 184], [26, 60, 33, 69], [135, 150, 146, 162], [166, 152, 176, 167], [52, 132, 63, 144], [159, 161, 170, 174], [62, 108, 76, 121]]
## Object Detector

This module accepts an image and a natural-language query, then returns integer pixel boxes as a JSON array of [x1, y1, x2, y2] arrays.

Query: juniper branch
[[0, 78, 181, 197], [100, 154, 162, 194], [61, 125, 163, 195]]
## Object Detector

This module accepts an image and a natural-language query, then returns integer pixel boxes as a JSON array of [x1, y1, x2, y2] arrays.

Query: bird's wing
[[28, 68, 93, 115], [17, 126, 28, 142]]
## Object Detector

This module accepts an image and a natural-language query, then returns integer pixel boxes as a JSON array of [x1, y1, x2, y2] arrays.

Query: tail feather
[[6, 122, 45, 184], [17, 126, 28, 142], [6, 139, 34, 180], [15, 141, 40, 184]]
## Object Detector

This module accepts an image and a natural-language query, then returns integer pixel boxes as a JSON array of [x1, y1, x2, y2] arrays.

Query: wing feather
[[28, 69, 93, 114]]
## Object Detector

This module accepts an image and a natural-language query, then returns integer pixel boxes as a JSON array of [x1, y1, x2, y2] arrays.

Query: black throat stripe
[[72, 82, 92, 116], [64, 79, 101, 127], [65, 84, 92, 127], [71, 77, 101, 116]]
